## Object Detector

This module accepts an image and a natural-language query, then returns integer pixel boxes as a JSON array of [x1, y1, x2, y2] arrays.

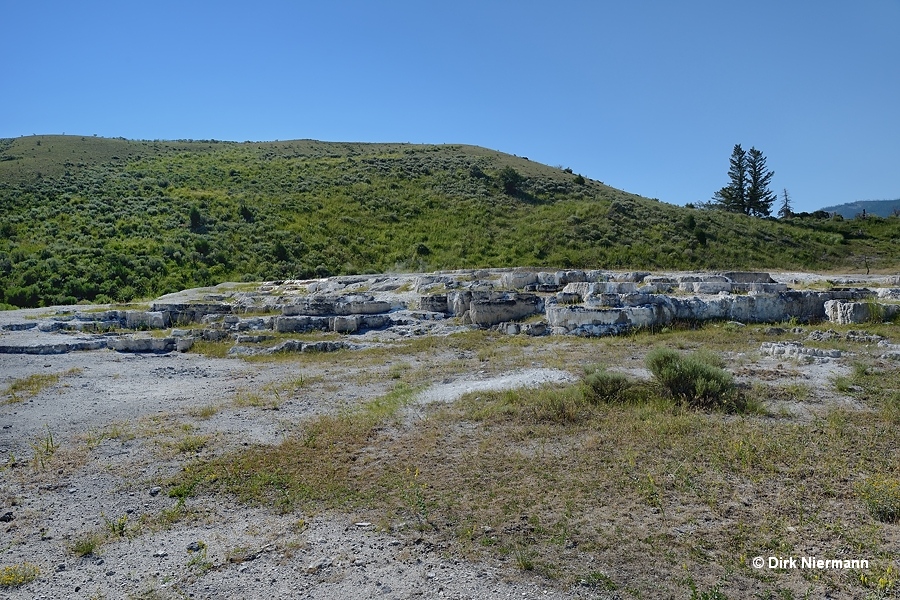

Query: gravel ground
[[1, 310, 593, 600]]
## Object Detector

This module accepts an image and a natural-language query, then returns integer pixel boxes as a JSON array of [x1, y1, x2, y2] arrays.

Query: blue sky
[[3, 1, 898, 212]]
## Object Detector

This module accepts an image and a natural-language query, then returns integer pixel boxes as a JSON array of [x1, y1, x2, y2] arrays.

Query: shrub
[[645, 348, 735, 410], [0, 563, 39, 587], [583, 367, 631, 403], [498, 166, 523, 195], [70, 533, 102, 557]]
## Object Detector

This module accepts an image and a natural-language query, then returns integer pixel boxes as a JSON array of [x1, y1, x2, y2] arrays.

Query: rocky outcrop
[[1, 269, 896, 354], [108, 337, 176, 353], [150, 302, 232, 325], [546, 289, 874, 336], [427, 291, 542, 326], [282, 296, 392, 317], [468, 293, 543, 327], [760, 341, 841, 362], [0, 339, 107, 354], [824, 300, 900, 324]]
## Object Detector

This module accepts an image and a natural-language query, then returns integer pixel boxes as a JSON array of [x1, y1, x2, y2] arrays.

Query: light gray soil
[[0, 323, 590, 599], [0, 293, 889, 599]]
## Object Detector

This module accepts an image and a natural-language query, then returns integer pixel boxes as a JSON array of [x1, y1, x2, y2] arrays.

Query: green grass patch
[[176, 383, 418, 513], [856, 475, 900, 523], [190, 404, 220, 419], [175, 434, 209, 454], [70, 533, 103, 557], [582, 366, 633, 403]]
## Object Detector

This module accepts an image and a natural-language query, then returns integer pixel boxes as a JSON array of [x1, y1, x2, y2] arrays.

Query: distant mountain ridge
[[819, 198, 900, 219]]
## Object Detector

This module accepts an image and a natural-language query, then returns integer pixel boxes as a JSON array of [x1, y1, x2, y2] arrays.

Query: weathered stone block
[[109, 337, 175, 353], [125, 311, 167, 329], [681, 281, 732, 294], [468, 294, 542, 327], [274, 316, 310, 333], [619, 271, 651, 283], [447, 291, 474, 316], [333, 315, 360, 333], [825, 300, 900, 324], [419, 295, 449, 313], [556, 270, 587, 285], [500, 271, 538, 289], [720, 271, 775, 284]]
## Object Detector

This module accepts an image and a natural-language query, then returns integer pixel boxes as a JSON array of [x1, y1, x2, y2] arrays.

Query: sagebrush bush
[[645, 348, 735, 409], [583, 367, 631, 403]]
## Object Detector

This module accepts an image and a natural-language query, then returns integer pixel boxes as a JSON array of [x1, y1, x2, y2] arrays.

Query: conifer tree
[[712, 144, 748, 214], [746, 147, 776, 217], [713, 145, 777, 217]]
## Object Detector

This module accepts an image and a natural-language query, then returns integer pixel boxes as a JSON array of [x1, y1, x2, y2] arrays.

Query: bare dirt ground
[[1, 291, 898, 599], [0, 320, 584, 599]]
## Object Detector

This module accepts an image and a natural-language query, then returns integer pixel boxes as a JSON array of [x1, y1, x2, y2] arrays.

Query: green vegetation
[[171, 365, 899, 595], [179, 383, 418, 513], [1, 135, 898, 307], [30, 425, 59, 470], [712, 144, 777, 217], [856, 475, 900, 524], [582, 366, 631, 402], [70, 533, 102, 557], [645, 348, 738, 410], [102, 513, 129, 537]]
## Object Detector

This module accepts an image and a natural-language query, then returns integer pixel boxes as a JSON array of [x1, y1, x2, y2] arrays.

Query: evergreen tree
[[778, 188, 793, 218], [712, 144, 748, 214], [746, 147, 776, 216]]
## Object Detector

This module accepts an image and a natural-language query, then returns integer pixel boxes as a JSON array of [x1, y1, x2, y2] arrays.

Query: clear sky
[[3, 1, 898, 212]]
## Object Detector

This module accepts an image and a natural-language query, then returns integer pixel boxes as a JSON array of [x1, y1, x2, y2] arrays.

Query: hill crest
[[819, 198, 900, 219], [1, 135, 897, 308]]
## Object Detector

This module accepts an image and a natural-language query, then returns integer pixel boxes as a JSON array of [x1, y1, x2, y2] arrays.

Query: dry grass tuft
[[2, 368, 81, 404]]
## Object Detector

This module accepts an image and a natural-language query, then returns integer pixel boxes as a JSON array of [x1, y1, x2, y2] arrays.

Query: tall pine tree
[[712, 144, 748, 214], [746, 147, 776, 217]]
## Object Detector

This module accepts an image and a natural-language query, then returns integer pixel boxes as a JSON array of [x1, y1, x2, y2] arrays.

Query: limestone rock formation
[[0, 269, 897, 355]]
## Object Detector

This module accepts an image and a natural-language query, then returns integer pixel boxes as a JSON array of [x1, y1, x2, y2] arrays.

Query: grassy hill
[[1, 135, 898, 308], [819, 198, 900, 219]]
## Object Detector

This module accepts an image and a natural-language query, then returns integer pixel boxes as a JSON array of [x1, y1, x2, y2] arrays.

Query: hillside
[[819, 198, 900, 219], [1, 135, 898, 308]]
